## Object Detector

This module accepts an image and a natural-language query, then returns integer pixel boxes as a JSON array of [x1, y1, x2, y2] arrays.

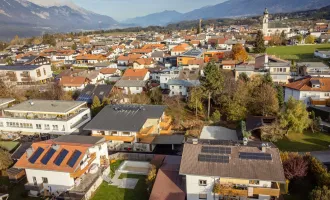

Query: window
[[283, 68, 287, 72], [52, 125, 58, 131], [199, 180, 207, 186], [36, 124, 42, 129], [179, 86, 182, 89], [325, 93, 330, 97], [45, 124, 50, 130], [42, 177, 48, 184], [43, 68, 46, 75], [249, 180, 260, 185], [36, 69, 41, 77], [0, 122, 3, 127], [122, 132, 130, 136], [136, 87, 140, 90], [199, 193, 207, 199], [172, 86, 174, 89]]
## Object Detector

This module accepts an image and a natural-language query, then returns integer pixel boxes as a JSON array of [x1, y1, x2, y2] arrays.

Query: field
[[0, 141, 19, 152], [275, 130, 330, 152], [266, 44, 330, 61]]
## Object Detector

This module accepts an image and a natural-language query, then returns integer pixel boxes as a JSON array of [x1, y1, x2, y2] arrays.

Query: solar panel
[[67, 150, 82, 167], [201, 146, 231, 154], [28, 147, 44, 163], [54, 149, 69, 166], [198, 154, 229, 163], [239, 152, 272, 160], [41, 148, 56, 165]]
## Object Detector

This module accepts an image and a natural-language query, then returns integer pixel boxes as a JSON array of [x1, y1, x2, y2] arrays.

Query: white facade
[[62, 84, 86, 92], [121, 86, 144, 95], [159, 71, 180, 89], [51, 54, 78, 65], [284, 87, 330, 105], [169, 85, 188, 97]]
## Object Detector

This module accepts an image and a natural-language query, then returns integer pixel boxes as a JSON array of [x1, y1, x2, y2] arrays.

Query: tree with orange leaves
[[232, 43, 248, 62]]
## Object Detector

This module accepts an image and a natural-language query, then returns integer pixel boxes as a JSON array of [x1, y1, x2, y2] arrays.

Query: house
[[77, 84, 113, 104], [0, 65, 52, 84], [117, 54, 143, 66], [114, 80, 146, 95], [171, 44, 191, 56], [59, 76, 90, 91], [151, 51, 165, 63], [199, 126, 238, 141], [167, 69, 200, 97], [133, 58, 155, 69], [177, 49, 204, 66], [50, 50, 79, 65], [14, 135, 109, 197], [296, 62, 330, 77], [179, 139, 286, 200], [314, 50, 330, 59], [16, 55, 50, 65], [100, 68, 122, 81], [84, 104, 173, 152], [159, 68, 181, 89], [221, 60, 238, 70], [122, 69, 150, 81], [75, 54, 107, 67], [0, 100, 91, 136], [284, 77, 330, 106], [131, 48, 153, 56]]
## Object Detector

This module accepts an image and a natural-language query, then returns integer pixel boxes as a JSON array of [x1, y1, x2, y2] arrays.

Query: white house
[[284, 77, 330, 106], [0, 65, 53, 84], [159, 68, 180, 89], [15, 135, 109, 196], [0, 100, 91, 136], [314, 50, 330, 59], [59, 76, 90, 92], [179, 139, 286, 200]]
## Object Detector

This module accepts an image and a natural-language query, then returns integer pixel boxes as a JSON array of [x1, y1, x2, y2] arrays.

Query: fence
[[109, 152, 155, 161]]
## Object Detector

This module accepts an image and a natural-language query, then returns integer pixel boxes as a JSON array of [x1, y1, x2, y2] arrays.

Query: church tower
[[262, 8, 269, 36]]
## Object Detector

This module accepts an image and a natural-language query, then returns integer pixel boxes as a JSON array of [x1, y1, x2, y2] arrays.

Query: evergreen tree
[[275, 85, 284, 107], [71, 43, 77, 50], [91, 96, 102, 116], [254, 30, 266, 53]]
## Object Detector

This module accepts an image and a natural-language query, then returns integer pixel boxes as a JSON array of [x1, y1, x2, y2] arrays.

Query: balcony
[[70, 153, 96, 178], [160, 125, 172, 135], [137, 126, 155, 138], [253, 182, 280, 197], [21, 77, 32, 82], [24, 183, 43, 191], [160, 115, 172, 129], [92, 134, 135, 142]]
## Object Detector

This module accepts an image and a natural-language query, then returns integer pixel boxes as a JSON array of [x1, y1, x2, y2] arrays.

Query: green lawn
[[110, 160, 124, 178], [0, 141, 19, 152], [275, 130, 330, 152], [91, 174, 149, 200], [266, 44, 330, 61]]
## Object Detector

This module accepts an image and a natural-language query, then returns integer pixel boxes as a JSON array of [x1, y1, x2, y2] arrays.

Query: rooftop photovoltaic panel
[[28, 147, 44, 164], [54, 149, 69, 166], [201, 146, 231, 154], [40, 148, 56, 165], [198, 154, 229, 163], [239, 152, 272, 160], [67, 150, 82, 168]]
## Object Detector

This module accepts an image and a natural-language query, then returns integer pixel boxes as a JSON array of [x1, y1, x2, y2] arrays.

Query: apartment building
[[180, 139, 285, 200], [84, 104, 173, 152], [0, 65, 52, 84], [15, 135, 109, 196], [0, 100, 91, 136]]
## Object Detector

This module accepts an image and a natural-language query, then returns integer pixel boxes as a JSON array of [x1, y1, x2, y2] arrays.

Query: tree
[[42, 33, 56, 46], [280, 30, 286, 45], [305, 35, 315, 44], [238, 72, 249, 82], [224, 81, 249, 121], [211, 110, 221, 122], [146, 165, 157, 194], [5, 57, 13, 65], [249, 84, 279, 116], [260, 120, 284, 142], [254, 30, 266, 53], [232, 43, 248, 62], [283, 153, 308, 180], [200, 61, 224, 100], [80, 36, 90, 44], [188, 87, 204, 117], [275, 85, 284, 108], [0, 149, 13, 175], [91, 96, 102, 116], [71, 43, 77, 50], [10, 35, 21, 45], [296, 35, 303, 44], [262, 73, 273, 86], [310, 186, 330, 200], [280, 97, 311, 134], [149, 88, 163, 105]]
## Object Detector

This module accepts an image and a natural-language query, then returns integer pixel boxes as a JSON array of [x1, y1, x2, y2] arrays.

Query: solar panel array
[[67, 150, 82, 167], [28, 147, 44, 163], [41, 148, 56, 165], [198, 154, 229, 163], [239, 152, 272, 160], [201, 146, 231, 154], [54, 149, 69, 166]]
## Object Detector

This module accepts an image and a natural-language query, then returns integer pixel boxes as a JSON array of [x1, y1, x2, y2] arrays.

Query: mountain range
[[125, 0, 330, 26]]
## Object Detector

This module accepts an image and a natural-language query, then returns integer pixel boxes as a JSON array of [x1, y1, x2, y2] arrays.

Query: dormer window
[[311, 80, 321, 88]]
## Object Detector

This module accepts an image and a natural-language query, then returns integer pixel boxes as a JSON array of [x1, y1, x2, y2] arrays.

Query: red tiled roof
[[100, 68, 118, 74], [123, 69, 148, 78], [59, 76, 88, 87], [285, 77, 330, 91]]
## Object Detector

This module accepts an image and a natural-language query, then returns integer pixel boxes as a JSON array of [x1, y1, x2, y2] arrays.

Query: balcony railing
[[160, 115, 172, 129], [92, 134, 135, 142], [253, 182, 280, 197], [24, 183, 43, 191], [70, 153, 96, 178], [137, 126, 155, 138]]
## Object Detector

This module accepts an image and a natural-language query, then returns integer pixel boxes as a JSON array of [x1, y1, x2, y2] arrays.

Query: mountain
[[0, 0, 118, 40], [123, 10, 183, 27], [180, 0, 330, 20]]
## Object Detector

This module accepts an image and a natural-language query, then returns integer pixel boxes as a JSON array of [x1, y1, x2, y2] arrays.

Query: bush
[[211, 110, 221, 122]]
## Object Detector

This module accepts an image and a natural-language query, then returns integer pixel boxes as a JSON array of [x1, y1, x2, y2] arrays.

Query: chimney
[[243, 137, 248, 146], [261, 143, 267, 152], [192, 138, 198, 145], [26, 147, 34, 159]]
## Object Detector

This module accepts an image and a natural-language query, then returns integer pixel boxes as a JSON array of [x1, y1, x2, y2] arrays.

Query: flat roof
[[152, 135, 185, 145], [0, 65, 44, 71], [0, 98, 15, 107], [54, 135, 105, 145], [200, 126, 238, 141], [5, 100, 86, 114]]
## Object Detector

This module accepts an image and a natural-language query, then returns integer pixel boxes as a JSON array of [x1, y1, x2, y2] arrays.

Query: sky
[[27, 0, 227, 21]]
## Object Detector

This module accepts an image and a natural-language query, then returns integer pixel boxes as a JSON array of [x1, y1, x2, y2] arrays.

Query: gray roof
[[167, 79, 199, 87], [181, 49, 203, 58], [297, 62, 329, 68], [115, 80, 146, 87], [0, 98, 15, 107], [151, 51, 165, 58], [0, 65, 42, 71], [11, 142, 32, 160], [54, 135, 104, 145], [179, 139, 286, 182], [268, 22, 289, 29], [200, 126, 238, 140], [5, 100, 86, 114], [152, 135, 185, 145], [84, 104, 166, 132]]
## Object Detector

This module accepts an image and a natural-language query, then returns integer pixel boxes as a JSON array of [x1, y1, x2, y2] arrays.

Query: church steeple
[[262, 8, 269, 36], [264, 8, 269, 15]]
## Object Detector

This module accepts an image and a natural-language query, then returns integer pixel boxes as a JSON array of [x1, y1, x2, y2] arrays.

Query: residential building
[[133, 58, 155, 69], [0, 100, 91, 136], [221, 60, 238, 70], [50, 50, 79, 65], [100, 68, 122, 81], [314, 50, 330, 59], [171, 44, 191, 56], [168, 68, 200, 97], [16, 56, 50, 65], [177, 49, 204, 66], [180, 139, 285, 200], [84, 104, 173, 151], [284, 77, 330, 106], [122, 69, 150, 81], [59, 76, 90, 91], [77, 84, 113, 104], [159, 68, 180, 89], [296, 62, 330, 77], [0, 65, 52, 84], [75, 54, 107, 67], [151, 51, 165, 63], [14, 135, 109, 196]]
